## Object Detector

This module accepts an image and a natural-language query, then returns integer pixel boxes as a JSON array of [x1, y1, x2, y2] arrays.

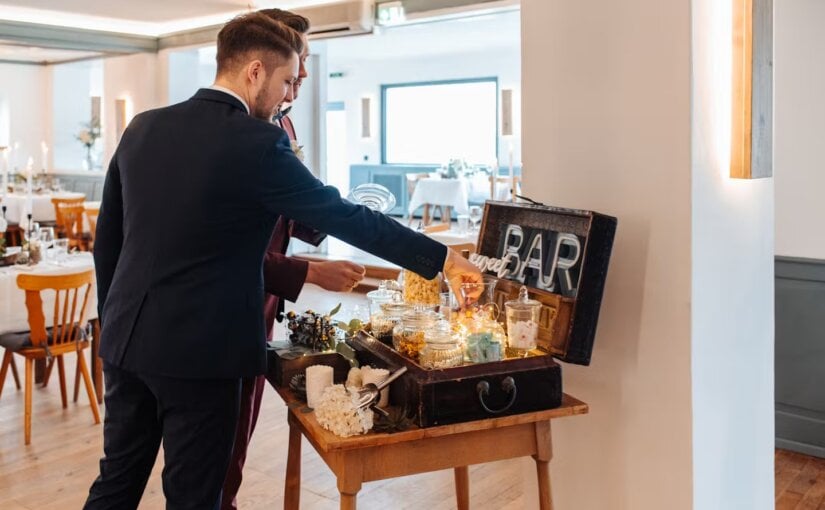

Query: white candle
[[306, 365, 334, 409], [361, 366, 390, 408], [508, 140, 515, 201], [1, 148, 8, 199], [26, 156, 33, 215], [40, 141, 48, 173], [12, 141, 20, 172]]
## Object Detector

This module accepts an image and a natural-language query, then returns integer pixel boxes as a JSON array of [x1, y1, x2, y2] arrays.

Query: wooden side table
[[272, 384, 588, 510]]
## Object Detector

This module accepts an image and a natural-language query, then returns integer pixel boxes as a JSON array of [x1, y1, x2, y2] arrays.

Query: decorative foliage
[[372, 406, 414, 434], [285, 303, 341, 352]]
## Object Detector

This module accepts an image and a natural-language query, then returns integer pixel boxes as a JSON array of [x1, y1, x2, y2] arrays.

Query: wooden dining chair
[[0, 269, 100, 444], [51, 196, 85, 237], [54, 203, 91, 251], [85, 205, 100, 250]]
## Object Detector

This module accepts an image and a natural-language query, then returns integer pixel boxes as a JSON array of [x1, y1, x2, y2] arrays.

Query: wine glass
[[468, 206, 483, 232]]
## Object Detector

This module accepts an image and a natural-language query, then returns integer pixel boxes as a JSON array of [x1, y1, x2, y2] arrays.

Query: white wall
[[521, 0, 693, 507], [775, 0, 825, 260], [0, 63, 49, 171], [691, 1, 774, 508], [102, 53, 160, 166]]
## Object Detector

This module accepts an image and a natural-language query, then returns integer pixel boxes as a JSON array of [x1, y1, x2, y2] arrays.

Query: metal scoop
[[352, 366, 408, 415]]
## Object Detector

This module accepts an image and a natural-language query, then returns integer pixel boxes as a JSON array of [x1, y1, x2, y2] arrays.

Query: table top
[[0, 252, 97, 335], [272, 383, 588, 453]]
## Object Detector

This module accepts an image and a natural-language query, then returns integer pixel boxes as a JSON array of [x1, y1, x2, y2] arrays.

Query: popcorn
[[402, 270, 440, 305], [314, 384, 373, 438]]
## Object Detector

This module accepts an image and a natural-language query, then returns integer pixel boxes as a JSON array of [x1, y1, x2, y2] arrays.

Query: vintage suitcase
[[266, 341, 351, 388], [348, 201, 617, 427]]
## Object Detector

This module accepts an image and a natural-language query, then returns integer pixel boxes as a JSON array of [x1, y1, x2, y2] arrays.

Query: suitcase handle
[[476, 377, 517, 415]]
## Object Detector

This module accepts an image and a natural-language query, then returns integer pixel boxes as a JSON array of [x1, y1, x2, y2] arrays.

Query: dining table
[[1, 191, 87, 224], [0, 251, 102, 402]]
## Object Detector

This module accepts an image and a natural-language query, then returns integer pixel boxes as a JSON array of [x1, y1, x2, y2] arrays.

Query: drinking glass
[[456, 214, 470, 235], [468, 206, 483, 232], [54, 238, 69, 261], [39, 227, 54, 259]]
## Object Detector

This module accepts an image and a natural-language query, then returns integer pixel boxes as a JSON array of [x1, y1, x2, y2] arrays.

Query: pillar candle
[[40, 141, 48, 173], [305, 365, 334, 409], [361, 366, 390, 408], [25, 157, 33, 215]]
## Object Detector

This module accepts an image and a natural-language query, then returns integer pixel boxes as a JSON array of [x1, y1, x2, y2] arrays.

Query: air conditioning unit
[[295, 0, 375, 40]]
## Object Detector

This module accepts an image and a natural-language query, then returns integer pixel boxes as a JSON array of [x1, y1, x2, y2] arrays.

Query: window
[[382, 78, 497, 165]]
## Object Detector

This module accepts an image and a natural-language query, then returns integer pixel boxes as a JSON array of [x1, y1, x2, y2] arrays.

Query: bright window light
[[383, 79, 497, 165]]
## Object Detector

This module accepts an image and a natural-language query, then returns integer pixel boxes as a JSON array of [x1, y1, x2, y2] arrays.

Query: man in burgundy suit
[[220, 10, 365, 509]]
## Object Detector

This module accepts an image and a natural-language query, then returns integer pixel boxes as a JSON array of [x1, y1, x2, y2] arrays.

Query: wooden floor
[[776, 449, 825, 509], [0, 286, 528, 509], [1, 286, 824, 509]]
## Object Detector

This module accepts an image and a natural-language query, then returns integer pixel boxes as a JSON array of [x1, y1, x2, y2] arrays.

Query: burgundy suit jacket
[[262, 115, 325, 340]]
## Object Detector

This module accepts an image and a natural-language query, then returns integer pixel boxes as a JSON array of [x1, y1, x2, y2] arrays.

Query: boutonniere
[[290, 140, 305, 162]]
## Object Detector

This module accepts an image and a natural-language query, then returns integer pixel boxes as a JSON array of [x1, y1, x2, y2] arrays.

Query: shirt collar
[[208, 85, 250, 114]]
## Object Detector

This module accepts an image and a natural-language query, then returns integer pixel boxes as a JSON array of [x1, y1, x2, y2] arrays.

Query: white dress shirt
[[208, 85, 250, 114]]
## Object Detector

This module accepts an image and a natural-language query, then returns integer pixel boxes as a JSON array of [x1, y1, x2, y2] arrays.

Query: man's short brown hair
[[259, 8, 311, 34], [216, 12, 304, 75]]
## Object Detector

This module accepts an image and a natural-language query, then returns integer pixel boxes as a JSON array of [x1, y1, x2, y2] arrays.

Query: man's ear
[[247, 60, 265, 86]]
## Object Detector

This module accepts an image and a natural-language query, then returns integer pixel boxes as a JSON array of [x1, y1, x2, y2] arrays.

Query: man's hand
[[442, 248, 483, 306], [306, 260, 366, 293]]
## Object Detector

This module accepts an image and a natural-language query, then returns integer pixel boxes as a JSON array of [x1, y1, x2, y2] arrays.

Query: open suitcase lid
[[472, 201, 617, 366]]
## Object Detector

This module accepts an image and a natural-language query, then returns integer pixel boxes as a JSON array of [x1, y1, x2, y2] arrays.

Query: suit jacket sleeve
[[92, 152, 124, 323], [257, 133, 447, 279], [263, 252, 309, 302], [290, 222, 326, 247]]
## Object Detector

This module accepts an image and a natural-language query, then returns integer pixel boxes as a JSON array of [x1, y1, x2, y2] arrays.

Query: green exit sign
[[329, 72, 345, 79]]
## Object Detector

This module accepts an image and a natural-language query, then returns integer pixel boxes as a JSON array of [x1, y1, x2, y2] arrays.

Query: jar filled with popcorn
[[401, 269, 441, 306]]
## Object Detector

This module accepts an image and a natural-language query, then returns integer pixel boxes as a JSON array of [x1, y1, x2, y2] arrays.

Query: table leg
[[91, 319, 103, 404], [533, 421, 554, 510], [454, 466, 470, 510], [34, 359, 46, 385], [337, 453, 363, 510], [284, 421, 302, 510]]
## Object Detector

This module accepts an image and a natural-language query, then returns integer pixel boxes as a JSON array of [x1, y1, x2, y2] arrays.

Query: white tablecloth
[[1, 192, 87, 225], [408, 178, 470, 215], [0, 252, 97, 335]]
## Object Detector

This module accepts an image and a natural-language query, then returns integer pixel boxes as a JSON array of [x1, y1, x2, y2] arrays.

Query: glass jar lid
[[505, 285, 542, 310], [399, 309, 440, 329], [367, 280, 402, 303], [425, 319, 457, 348]]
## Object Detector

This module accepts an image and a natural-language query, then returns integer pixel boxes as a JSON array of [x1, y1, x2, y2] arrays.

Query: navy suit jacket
[[94, 88, 446, 379]]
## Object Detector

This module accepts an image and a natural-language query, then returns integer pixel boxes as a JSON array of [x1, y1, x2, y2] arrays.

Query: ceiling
[[0, 42, 102, 64], [327, 8, 519, 61], [0, 0, 336, 35]]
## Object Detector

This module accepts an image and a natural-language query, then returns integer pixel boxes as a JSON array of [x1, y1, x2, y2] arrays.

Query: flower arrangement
[[440, 158, 468, 179], [76, 121, 101, 170], [76, 121, 101, 149], [290, 140, 305, 162]]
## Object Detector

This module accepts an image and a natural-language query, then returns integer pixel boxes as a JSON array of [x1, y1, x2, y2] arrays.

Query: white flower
[[314, 384, 373, 437], [290, 140, 305, 162], [78, 130, 93, 145]]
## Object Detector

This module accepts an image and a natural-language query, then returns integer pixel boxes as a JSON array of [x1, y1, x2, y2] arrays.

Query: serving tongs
[[351, 366, 408, 417]]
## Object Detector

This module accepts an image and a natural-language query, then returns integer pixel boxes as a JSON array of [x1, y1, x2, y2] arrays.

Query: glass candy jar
[[505, 286, 542, 358], [419, 320, 464, 369], [392, 309, 438, 360], [371, 300, 408, 345]]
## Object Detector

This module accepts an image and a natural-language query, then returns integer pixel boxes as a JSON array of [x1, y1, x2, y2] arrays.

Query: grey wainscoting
[[776, 256, 825, 458]]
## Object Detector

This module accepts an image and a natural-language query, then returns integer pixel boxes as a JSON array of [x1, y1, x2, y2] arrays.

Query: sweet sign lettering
[[470, 224, 583, 298]]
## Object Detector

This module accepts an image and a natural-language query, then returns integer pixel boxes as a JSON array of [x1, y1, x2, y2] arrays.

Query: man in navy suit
[[84, 12, 481, 510]]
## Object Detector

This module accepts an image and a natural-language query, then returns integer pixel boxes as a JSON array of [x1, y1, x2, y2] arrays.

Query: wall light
[[730, 0, 772, 179], [114, 97, 133, 142]]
